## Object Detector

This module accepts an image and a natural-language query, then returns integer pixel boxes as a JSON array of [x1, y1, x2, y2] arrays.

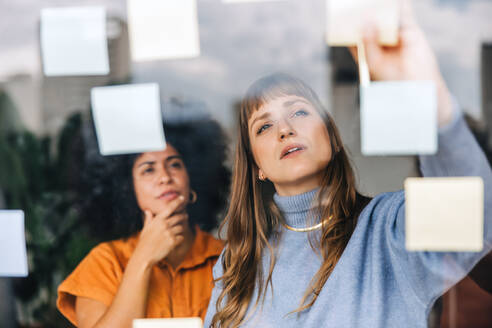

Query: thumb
[[143, 210, 153, 227], [400, 0, 417, 30]]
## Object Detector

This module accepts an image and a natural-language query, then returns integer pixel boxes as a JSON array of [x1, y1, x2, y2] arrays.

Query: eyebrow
[[283, 99, 310, 107], [136, 155, 183, 168], [250, 112, 271, 132]]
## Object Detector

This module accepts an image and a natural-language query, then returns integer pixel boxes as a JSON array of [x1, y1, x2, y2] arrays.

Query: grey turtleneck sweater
[[204, 110, 492, 327]]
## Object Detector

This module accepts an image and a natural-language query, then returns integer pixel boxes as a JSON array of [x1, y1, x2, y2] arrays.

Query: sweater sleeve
[[203, 250, 225, 328], [389, 103, 492, 307]]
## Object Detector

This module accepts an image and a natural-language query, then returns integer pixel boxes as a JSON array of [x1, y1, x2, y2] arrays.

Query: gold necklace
[[282, 217, 331, 232]]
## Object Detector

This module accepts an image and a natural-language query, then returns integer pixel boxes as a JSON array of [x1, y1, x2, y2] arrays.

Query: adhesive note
[[405, 177, 484, 252], [91, 83, 166, 156], [360, 81, 437, 156], [127, 0, 200, 61], [223, 0, 284, 3], [0, 210, 28, 277], [40, 7, 109, 76], [326, 0, 399, 46], [133, 318, 203, 328]]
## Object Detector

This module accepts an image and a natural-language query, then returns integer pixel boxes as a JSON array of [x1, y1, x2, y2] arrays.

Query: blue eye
[[293, 109, 308, 117], [257, 123, 272, 135]]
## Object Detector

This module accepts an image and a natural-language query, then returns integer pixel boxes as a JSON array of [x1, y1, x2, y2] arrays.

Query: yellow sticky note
[[133, 318, 202, 328], [326, 0, 399, 46], [405, 177, 484, 252]]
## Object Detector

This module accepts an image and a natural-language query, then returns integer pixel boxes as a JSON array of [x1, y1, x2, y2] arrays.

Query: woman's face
[[248, 95, 332, 196], [132, 144, 191, 215]]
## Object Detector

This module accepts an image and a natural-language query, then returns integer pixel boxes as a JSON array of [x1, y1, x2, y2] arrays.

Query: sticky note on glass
[[127, 0, 200, 61], [133, 318, 202, 328], [40, 7, 109, 76], [405, 177, 484, 252], [360, 81, 437, 156], [0, 210, 28, 277], [91, 83, 166, 156], [326, 0, 399, 46], [222, 0, 284, 3]]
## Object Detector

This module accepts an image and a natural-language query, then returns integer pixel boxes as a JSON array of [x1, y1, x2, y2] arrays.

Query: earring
[[190, 190, 197, 204], [259, 172, 266, 181]]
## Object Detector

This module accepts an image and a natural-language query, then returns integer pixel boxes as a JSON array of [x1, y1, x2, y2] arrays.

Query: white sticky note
[[223, 0, 284, 3], [326, 0, 399, 46], [360, 81, 437, 156], [133, 318, 202, 328], [91, 83, 166, 156], [405, 177, 484, 252], [40, 7, 109, 76], [0, 210, 28, 277], [127, 0, 200, 61]]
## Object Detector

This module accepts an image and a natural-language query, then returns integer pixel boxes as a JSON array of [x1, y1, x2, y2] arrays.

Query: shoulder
[[211, 245, 226, 281], [355, 191, 405, 235], [362, 191, 405, 218], [56, 236, 138, 325], [89, 234, 139, 265], [188, 227, 224, 267], [59, 234, 140, 291], [199, 229, 224, 255]]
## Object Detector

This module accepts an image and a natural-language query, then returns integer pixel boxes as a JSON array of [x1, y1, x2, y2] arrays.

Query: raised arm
[[348, 0, 492, 306]]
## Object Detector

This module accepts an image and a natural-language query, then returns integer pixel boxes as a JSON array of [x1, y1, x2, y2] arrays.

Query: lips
[[157, 190, 180, 200], [280, 143, 306, 159]]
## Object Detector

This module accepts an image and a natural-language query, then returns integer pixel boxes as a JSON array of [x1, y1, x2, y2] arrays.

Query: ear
[[258, 168, 266, 181]]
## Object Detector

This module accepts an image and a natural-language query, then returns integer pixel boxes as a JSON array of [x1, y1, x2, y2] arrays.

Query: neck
[[274, 171, 323, 196], [166, 223, 195, 269], [273, 188, 320, 229]]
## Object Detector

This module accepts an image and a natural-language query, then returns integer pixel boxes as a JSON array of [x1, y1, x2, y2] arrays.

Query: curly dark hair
[[78, 113, 230, 241]]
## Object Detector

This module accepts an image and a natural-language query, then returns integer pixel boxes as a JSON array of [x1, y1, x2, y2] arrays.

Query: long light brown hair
[[211, 73, 370, 327]]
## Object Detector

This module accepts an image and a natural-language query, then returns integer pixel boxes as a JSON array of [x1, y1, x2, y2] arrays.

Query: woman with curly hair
[[57, 113, 230, 327], [205, 2, 492, 327]]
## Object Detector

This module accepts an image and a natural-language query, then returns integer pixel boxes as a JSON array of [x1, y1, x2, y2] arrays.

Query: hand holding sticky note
[[356, 40, 438, 156]]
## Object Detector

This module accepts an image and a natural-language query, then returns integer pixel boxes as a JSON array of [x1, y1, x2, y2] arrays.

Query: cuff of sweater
[[437, 96, 463, 135]]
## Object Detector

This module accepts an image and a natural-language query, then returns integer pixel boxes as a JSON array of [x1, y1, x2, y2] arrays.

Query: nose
[[158, 168, 172, 184], [278, 118, 296, 140]]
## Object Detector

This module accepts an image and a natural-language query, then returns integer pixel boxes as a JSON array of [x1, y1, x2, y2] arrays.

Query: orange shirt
[[57, 226, 223, 326]]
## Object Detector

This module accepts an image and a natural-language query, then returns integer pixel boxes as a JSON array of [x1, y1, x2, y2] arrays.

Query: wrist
[[129, 247, 156, 271], [436, 78, 453, 128]]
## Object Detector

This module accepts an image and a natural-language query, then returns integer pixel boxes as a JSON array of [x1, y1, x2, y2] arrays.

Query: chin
[[277, 165, 322, 184]]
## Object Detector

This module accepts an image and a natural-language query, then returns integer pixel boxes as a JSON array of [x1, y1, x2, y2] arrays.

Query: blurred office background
[[0, 0, 491, 326]]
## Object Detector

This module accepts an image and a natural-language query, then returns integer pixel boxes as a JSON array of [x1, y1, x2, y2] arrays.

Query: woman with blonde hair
[[204, 2, 492, 327]]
